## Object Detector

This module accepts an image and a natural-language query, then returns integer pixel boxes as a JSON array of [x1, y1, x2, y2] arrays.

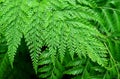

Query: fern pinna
[[0, 0, 120, 79]]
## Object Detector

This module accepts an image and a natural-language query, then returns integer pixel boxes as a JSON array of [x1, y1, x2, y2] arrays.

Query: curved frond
[[0, 0, 27, 67]]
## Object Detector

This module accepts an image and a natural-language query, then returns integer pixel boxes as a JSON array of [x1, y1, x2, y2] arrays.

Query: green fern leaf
[[0, 1, 112, 79], [0, 0, 29, 67], [5, 27, 22, 67], [65, 59, 85, 67], [64, 66, 83, 75], [24, 16, 43, 73]]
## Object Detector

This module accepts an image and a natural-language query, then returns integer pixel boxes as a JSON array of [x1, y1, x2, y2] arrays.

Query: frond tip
[[6, 27, 22, 67]]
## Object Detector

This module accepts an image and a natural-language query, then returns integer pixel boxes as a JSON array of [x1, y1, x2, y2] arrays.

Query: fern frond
[[29, 1, 110, 78], [97, 2, 120, 78], [64, 66, 83, 75], [5, 27, 22, 67], [43, 0, 108, 66], [65, 59, 85, 67], [102, 9, 114, 32], [0, 0, 29, 67], [76, 0, 97, 8], [64, 58, 85, 76], [24, 6, 43, 73], [0, 1, 112, 78], [98, 0, 120, 34], [58, 24, 67, 62], [38, 50, 63, 79]]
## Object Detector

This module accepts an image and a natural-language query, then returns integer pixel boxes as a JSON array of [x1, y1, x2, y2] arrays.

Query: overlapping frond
[[24, 6, 43, 73], [38, 50, 63, 79], [0, 0, 27, 66], [97, 0, 120, 34], [39, 0, 108, 66], [0, 0, 116, 79], [96, 0, 120, 79], [36, 0, 109, 79]]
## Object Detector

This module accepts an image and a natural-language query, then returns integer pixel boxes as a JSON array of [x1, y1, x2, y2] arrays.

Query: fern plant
[[0, 0, 120, 79], [95, 0, 120, 79]]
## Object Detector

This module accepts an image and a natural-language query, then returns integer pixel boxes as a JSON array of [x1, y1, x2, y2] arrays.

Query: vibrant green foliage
[[0, 0, 120, 79]]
